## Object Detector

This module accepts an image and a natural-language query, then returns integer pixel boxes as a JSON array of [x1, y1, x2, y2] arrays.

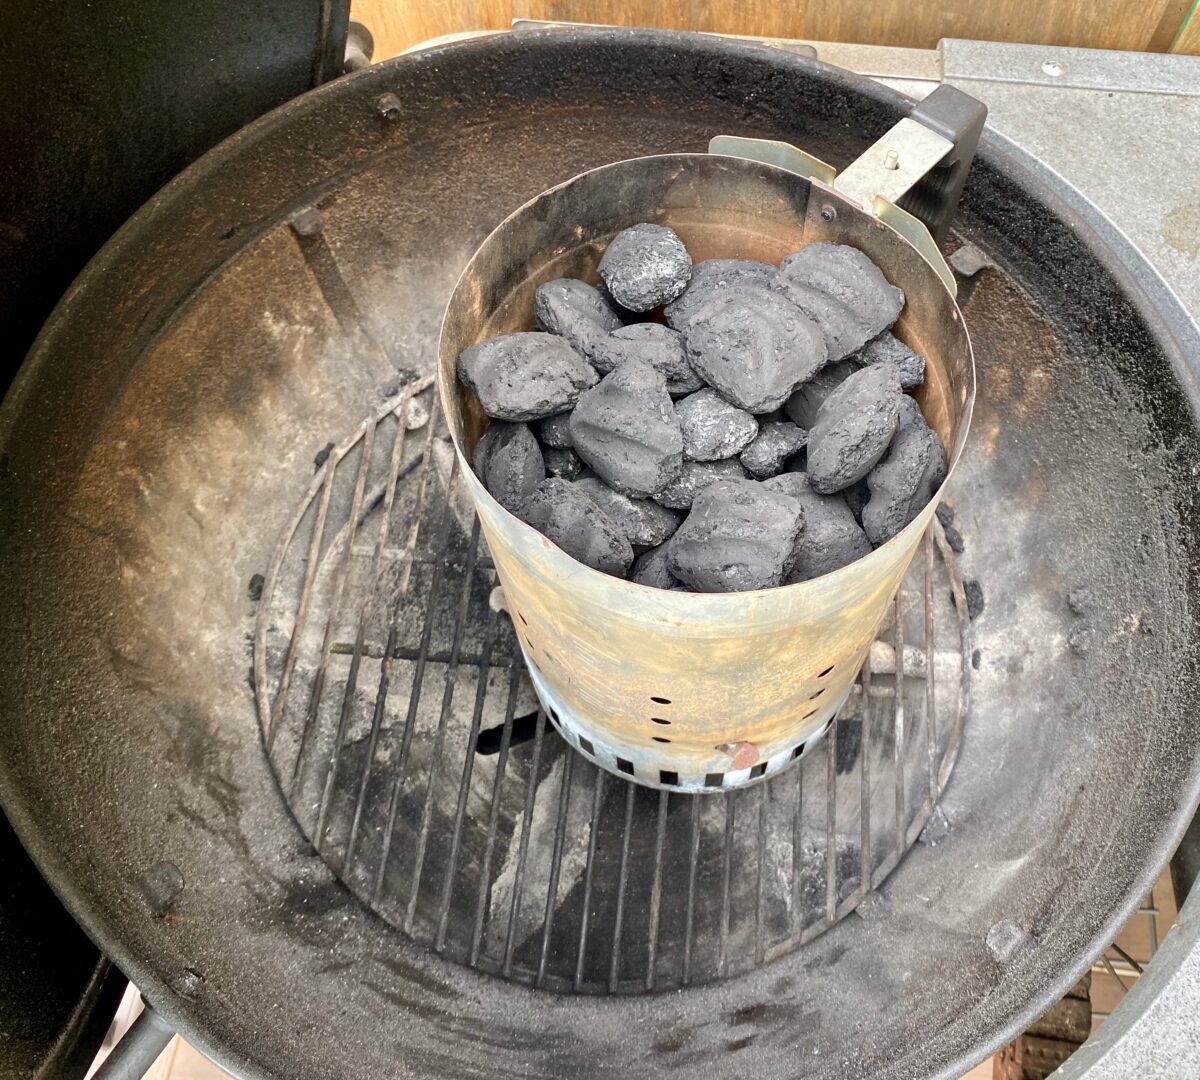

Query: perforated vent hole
[[809, 687, 826, 699], [791, 742, 807, 759], [659, 769, 679, 785], [749, 762, 767, 779], [517, 610, 528, 626], [616, 757, 635, 776], [650, 696, 671, 704], [651, 717, 671, 726], [578, 735, 594, 756], [704, 772, 725, 788], [816, 664, 835, 679], [652, 736, 670, 744]]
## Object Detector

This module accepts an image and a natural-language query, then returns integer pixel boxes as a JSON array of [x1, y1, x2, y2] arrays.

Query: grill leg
[[92, 1000, 175, 1080]]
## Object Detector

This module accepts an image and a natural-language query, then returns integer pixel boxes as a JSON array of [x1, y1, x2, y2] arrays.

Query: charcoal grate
[[254, 379, 971, 994]]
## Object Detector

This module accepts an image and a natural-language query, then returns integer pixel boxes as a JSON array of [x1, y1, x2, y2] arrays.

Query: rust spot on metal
[[717, 741, 760, 770]]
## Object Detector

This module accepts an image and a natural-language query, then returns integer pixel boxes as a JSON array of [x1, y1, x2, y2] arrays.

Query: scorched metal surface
[[0, 27, 1199, 1080]]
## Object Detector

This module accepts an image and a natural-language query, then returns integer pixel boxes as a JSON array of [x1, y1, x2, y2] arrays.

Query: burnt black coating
[[1, 26, 1198, 1080]]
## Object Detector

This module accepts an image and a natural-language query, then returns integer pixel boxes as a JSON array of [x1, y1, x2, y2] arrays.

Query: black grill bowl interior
[[1, 28, 1199, 1080]]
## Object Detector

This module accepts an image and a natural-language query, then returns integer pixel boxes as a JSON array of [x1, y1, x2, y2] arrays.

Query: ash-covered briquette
[[569, 359, 683, 497], [664, 259, 778, 330], [855, 331, 925, 390], [573, 474, 682, 547], [589, 323, 702, 394], [862, 396, 948, 545], [685, 285, 826, 413], [629, 542, 686, 591], [775, 243, 904, 361], [538, 411, 574, 449], [740, 421, 808, 479], [597, 224, 692, 312], [666, 478, 805, 592], [472, 421, 544, 513], [457, 332, 597, 421], [652, 456, 748, 511], [534, 278, 623, 363], [518, 478, 634, 577], [783, 360, 858, 430], [763, 472, 874, 580], [544, 446, 583, 480], [806, 363, 902, 494], [675, 389, 758, 462]]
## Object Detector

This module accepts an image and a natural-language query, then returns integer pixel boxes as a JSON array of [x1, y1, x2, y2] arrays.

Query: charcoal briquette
[[652, 456, 748, 511], [740, 421, 808, 479], [518, 478, 634, 577], [457, 332, 597, 421], [855, 331, 925, 390], [664, 259, 778, 330], [806, 363, 902, 494], [666, 478, 805, 592], [538, 411, 574, 449], [569, 359, 683, 497], [783, 360, 858, 430], [472, 421, 544, 513], [574, 475, 682, 547], [675, 389, 758, 462], [775, 243, 904, 361], [590, 323, 702, 394], [598, 223, 692, 312], [861, 396, 948, 545], [629, 542, 686, 591], [534, 278, 623, 362], [685, 285, 826, 413], [544, 447, 583, 480], [762, 472, 873, 580]]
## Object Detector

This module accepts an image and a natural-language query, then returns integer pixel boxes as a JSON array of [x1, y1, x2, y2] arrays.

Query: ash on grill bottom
[[254, 379, 970, 995]]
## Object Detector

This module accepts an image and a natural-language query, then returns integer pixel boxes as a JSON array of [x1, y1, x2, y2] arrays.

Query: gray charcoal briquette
[[653, 457, 748, 511], [538, 411, 574, 449], [569, 359, 683, 497], [740, 421, 808, 479], [574, 475, 682, 547], [518, 478, 633, 577], [843, 477, 871, 523], [590, 323, 702, 394], [629, 543, 686, 591], [666, 478, 805, 592], [783, 359, 859, 429], [664, 259, 778, 330], [457, 332, 597, 422], [763, 472, 873, 580], [685, 285, 826, 413], [472, 421, 544, 513], [675, 389, 758, 462], [861, 396, 948, 545], [854, 332, 925, 390], [534, 278, 623, 363], [775, 243, 904, 361], [806, 363, 902, 494], [544, 446, 583, 480], [598, 224, 692, 312]]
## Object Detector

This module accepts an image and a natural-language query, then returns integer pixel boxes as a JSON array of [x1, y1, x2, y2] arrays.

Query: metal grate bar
[[574, 768, 606, 990], [469, 653, 524, 966], [682, 794, 701, 986], [718, 790, 735, 978], [536, 749, 575, 988], [893, 590, 907, 860], [503, 710, 548, 977], [316, 393, 418, 846], [792, 760, 805, 936], [825, 717, 838, 922], [754, 782, 768, 966], [373, 447, 459, 904], [644, 788, 669, 992], [859, 658, 873, 901], [608, 781, 637, 991], [434, 597, 500, 953], [405, 512, 483, 935], [924, 534, 939, 807]]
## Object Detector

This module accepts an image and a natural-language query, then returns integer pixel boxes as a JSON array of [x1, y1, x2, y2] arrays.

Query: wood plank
[[352, 0, 1187, 62], [1172, 5, 1200, 53]]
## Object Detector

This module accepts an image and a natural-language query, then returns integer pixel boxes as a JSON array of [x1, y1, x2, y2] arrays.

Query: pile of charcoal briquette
[[457, 222, 947, 592]]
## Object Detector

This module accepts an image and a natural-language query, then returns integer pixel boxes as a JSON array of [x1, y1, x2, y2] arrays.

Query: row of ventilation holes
[[518, 600, 839, 789]]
